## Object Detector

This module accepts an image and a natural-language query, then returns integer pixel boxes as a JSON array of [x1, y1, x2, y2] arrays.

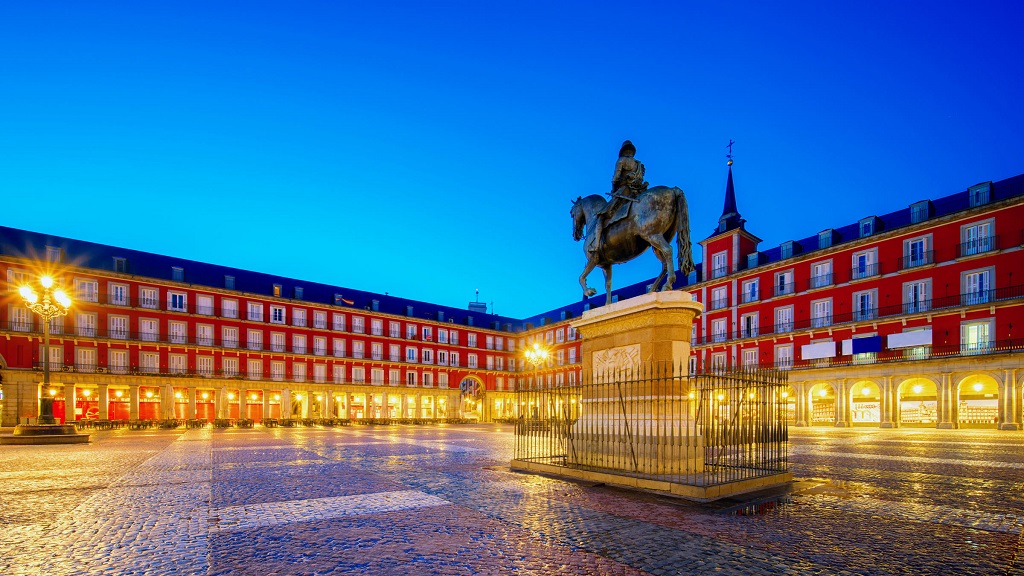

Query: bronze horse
[[571, 186, 695, 305]]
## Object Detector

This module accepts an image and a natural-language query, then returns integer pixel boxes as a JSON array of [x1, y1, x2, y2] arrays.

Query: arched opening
[[897, 377, 938, 427], [956, 374, 999, 429], [850, 381, 881, 426], [459, 376, 484, 420], [809, 383, 835, 425], [779, 386, 797, 424]]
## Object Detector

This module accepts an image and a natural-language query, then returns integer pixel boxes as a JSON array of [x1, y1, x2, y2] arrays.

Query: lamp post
[[19, 275, 72, 425], [523, 342, 549, 419]]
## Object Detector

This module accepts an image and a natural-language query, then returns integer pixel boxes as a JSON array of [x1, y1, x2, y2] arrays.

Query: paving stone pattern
[[1, 425, 1023, 575]]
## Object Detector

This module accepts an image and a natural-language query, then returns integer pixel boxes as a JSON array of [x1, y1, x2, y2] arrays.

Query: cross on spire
[[726, 139, 735, 166]]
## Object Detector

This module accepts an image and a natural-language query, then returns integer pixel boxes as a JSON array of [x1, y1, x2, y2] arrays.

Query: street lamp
[[523, 342, 550, 389], [19, 275, 72, 425]]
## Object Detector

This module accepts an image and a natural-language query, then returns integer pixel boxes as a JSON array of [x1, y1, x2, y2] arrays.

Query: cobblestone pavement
[[1, 425, 1022, 575]]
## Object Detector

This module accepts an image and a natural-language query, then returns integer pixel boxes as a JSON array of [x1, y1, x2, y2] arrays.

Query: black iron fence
[[513, 364, 788, 488]]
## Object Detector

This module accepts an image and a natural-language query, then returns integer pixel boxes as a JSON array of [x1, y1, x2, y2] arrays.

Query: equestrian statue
[[570, 140, 695, 305]]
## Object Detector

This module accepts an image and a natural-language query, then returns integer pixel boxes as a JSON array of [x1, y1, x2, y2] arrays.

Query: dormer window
[[780, 241, 794, 259], [859, 217, 878, 238], [46, 246, 62, 263], [969, 182, 991, 207], [910, 200, 932, 224], [818, 230, 834, 249]]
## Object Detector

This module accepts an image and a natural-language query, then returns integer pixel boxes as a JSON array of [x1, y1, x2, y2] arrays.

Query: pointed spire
[[716, 141, 745, 234]]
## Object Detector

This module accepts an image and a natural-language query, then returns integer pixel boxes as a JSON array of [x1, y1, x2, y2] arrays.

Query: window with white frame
[[961, 219, 995, 256], [422, 349, 434, 364], [450, 331, 459, 346], [741, 312, 758, 338], [774, 344, 793, 369], [292, 334, 307, 354], [271, 331, 287, 352], [333, 313, 346, 332], [437, 328, 448, 343], [314, 336, 327, 356], [903, 235, 932, 268], [811, 299, 832, 328], [76, 312, 97, 337], [742, 349, 758, 367], [774, 270, 794, 296], [270, 305, 285, 324], [196, 324, 214, 346], [247, 302, 264, 322], [711, 352, 727, 370], [406, 371, 418, 386], [333, 365, 345, 384], [568, 348, 577, 364], [711, 286, 728, 310], [168, 354, 187, 374], [711, 251, 728, 278], [423, 372, 434, 387], [352, 367, 365, 383], [292, 309, 306, 327], [711, 318, 727, 343], [853, 289, 876, 321], [556, 350, 564, 366], [75, 278, 99, 302], [405, 324, 416, 339], [109, 349, 128, 374], [168, 291, 187, 312], [437, 349, 448, 365], [352, 316, 365, 334], [109, 283, 129, 306], [486, 355, 495, 370], [961, 318, 993, 353], [496, 337, 504, 351], [423, 326, 433, 341], [810, 261, 832, 289], [247, 329, 263, 350], [962, 268, 992, 305], [140, 351, 159, 373], [389, 343, 400, 361], [6, 267, 28, 287], [109, 316, 129, 339], [352, 341, 364, 359], [468, 353, 477, 368], [76, 347, 98, 372], [314, 363, 327, 383], [450, 352, 459, 367], [438, 372, 448, 388], [496, 356, 504, 370], [10, 305, 31, 331], [292, 363, 306, 383], [222, 327, 238, 348], [221, 298, 238, 318], [168, 321, 187, 344], [468, 333, 478, 347], [197, 356, 214, 376], [406, 347, 418, 363], [371, 342, 383, 360], [969, 182, 991, 207], [774, 306, 794, 332], [371, 368, 385, 385], [689, 356, 697, 375], [196, 294, 214, 315], [140, 318, 159, 341], [140, 287, 158, 309], [485, 334, 494, 349], [333, 338, 346, 357], [247, 358, 263, 380], [852, 249, 878, 279], [313, 310, 327, 329], [389, 368, 400, 385], [904, 279, 930, 313], [223, 357, 239, 377], [563, 330, 573, 343], [371, 318, 383, 336]]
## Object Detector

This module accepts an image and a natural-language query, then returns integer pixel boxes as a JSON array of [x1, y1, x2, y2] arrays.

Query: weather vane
[[726, 139, 735, 165]]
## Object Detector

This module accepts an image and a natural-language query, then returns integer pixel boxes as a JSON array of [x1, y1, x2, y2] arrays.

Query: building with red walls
[[1, 163, 1021, 431]]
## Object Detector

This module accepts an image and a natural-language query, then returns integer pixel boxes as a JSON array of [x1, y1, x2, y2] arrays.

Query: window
[[140, 352, 159, 374], [197, 356, 214, 376], [109, 316, 129, 339], [496, 357, 504, 370], [76, 312, 97, 337], [197, 324, 214, 346], [272, 284, 282, 297], [110, 256, 127, 273], [774, 344, 793, 369], [450, 352, 459, 367], [405, 324, 417, 339], [390, 322, 401, 338], [910, 200, 931, 223], [292, 309, 307, 327], [75, 279, 99, 302], [711, 251, 728, 278], [903, 236, 932, 268], [371, 368, 385, 385], [333, 313, 346, 332], [711, 318, 727, 343], [139, 318, 158, 341], [961, 319, 993, 354], [333, 365, 346, 384], [961, 220, 994, 256], [742, 279, 759, 303], [353, 341, 364, 359], [370, 318, 383, 336], [859, 217, 875, 238], [849, 334, 878, 365], [450, 331, 459, 346], [711, 352, 727, 370], [438, 373, 449, 388], [223, 357, 239, 377], [963, 269, 992, 305], [406, 371, 418, 386], [468, 333, 477, 347], [168, 321, 187, 344], [486, 355, 495, 370], [247, 359, 263, 380], [742, 349, 758, 368], [224, 275, 235, 290], [270, 332, 286, 352], [168, 354, 187, 375], [710, 287, 728, 310], [853, 290, 875, 321], [76, 347, 97, 373], [437, 328, 448, 343], [292, 363, 306, 383], [422, 349, 434, 364], [390, 344, 401, 362], [423, 372, 434, 387], [333, 338, 346, 357], [406, 347, 418, 363], [352, 367, 365, 383], [740, 313, 758, 338], [562, 330, 572, 344], [294, 287, 304, 300], [168, 291, 187, 312], [485, 335, 494, 349], [196, 295, 214, 315], [313, 311, 327, 329], [389, 368, 400, 385], [468, 353, 477, 368], [248, 302, 264, 322], [109, 283, 129, 306], [140, 287, 158, 309], [775, 306, 793, 333], [314, 336, 327, 356], [247, 329, 263, 350], [171, 267, 185, 282], [818, 230, 834, 249], [779, 241, 794, 259], [222, 299, 238, 319], [423, 326, 433, 341], [852, 249, 878, 280], [270, 305, 286, 324], [904, 280, 930, 313], [314, 364, 327, 383], [222, 327, 238, 348], [569, 348, 577, 364], [41, 345, 63, 371], [810, 261, 832, 289], [969, 182, 991, 207], [109, 349, 128, 374], [352, 316, 365, 334], [747, 253, 761, 269], [371, 342, 383, 360], [811, 299, 832, 328], [46, 246, 62, 263], [774, 270, 793, 296]]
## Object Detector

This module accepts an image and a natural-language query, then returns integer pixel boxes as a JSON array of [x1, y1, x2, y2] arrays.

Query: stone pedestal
[[568, 292, 704, 475]]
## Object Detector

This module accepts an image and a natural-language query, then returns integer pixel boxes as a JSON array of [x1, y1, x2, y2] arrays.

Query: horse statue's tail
[[675, 187, 695, 277]]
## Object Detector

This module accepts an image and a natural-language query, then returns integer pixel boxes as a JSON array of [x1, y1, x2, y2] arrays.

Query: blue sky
[[1, 1, 1022, 318]]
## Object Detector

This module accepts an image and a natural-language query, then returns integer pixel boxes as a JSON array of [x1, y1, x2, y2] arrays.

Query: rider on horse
[[587, 140, 649, 256]]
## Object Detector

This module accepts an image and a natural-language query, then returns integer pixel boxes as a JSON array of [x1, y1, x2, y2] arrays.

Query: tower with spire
[[698, 142, 762, 280]]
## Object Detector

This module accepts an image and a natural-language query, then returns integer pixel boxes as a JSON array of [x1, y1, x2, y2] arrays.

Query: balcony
[[851, 263, 880, 280], [898, 251, 934, 270], [270, 343, 286, 352], [810, 315, 832, 328], [710, 266, 729, 279], [709, 298, 729, 311], [771, 282, 795, 298], [807, 274, 833, 290], [958, 235, 999, 258]]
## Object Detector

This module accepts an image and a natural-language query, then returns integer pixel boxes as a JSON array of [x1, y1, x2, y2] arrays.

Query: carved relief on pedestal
[[593, 344, 640, 378]]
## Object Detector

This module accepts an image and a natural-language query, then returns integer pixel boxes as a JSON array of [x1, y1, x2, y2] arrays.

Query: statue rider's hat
[[619, 140, 636, 156]]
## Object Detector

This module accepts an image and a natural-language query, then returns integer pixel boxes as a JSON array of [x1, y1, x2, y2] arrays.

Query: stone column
[[216, 387, 227, 419], [98, 384, 109, 420], [239, 389, 248, 420], [281, 388, 292, 419], [879, 377, 895, 428], [129, 385, 140, 420], [999, 370, 1020, 430], [835, 380, 851, 428], [401, 394, 409, 420], [262, 391, 272, 422], [937, 374, 955, 429], [794, 383, 808, 427], [63, 384, 77, 423], [366, 392, 375, 419], [187, 388, 197, 419], [324, 391, 334, 419]]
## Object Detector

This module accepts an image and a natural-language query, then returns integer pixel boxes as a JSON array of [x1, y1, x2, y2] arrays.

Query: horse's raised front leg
[[602, 265, 613, 305], [579, 259, 598, 298]]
